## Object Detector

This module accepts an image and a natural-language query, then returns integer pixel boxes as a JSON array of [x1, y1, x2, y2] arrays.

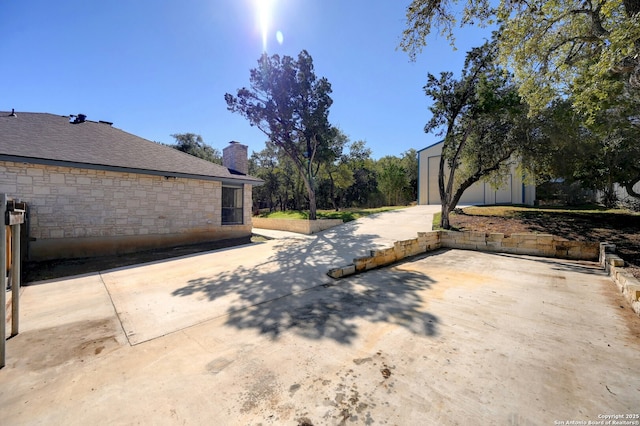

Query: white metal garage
[[418, 141, 536, 206]]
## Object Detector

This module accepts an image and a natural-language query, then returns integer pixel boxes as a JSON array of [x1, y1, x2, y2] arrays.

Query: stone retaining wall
[[440, 231, 600, 260], [252, 217, 343, 235], [601, 243, 640, 315], [328, 230, 599, 277], [327, 230, 639, 316]]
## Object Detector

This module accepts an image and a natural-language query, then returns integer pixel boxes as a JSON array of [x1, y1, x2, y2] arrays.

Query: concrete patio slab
[[101, 205, 440, 345], [2, 248, 639, 425], [2, 206, 639, 424]]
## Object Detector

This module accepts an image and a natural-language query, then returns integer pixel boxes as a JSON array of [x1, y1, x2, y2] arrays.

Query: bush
[[536, 180, 596, 206]]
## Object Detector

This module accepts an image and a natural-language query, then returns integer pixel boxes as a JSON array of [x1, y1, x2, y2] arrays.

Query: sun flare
[[255, 0, 274, 51]]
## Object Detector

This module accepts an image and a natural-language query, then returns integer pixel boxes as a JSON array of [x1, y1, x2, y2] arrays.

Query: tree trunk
[[328, 172, 338, 211], [308, 190, 317, 220], [440, 203, 451, 229], [625, 173, 640, 200], [301, 157, 317, 220], [438, 146, 453, 230]]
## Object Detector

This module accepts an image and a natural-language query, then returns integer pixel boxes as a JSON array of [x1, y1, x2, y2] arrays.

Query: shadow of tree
[[513, 211, 637, 241], [452, 208, 640, 273], [515, 211, 640, 269], [493, 252, 607, 276], [172, 223, 439, 345]]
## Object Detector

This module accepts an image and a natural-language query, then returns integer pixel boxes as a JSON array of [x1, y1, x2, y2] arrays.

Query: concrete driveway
[[1, 205, 639, 425]]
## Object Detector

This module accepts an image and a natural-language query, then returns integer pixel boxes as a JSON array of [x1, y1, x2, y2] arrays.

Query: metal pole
[[1, 193, 7, 368], [11, 222, 20, 337]]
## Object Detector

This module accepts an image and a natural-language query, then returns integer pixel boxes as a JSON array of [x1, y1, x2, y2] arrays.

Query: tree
[[249, 145, 283, 213], [401, 0, 640, 118], [497, 0, 640, 118], [342, 140, 379, 208], [402, 0, 640, 205], [425, 40, 531, 228], [533, 98, 640, 206], [170, 133, 222, 164], [377, 156, 409, 206], [225, 50, 333, 220], [315, 128, 353, 211], [400, 148, 419, 202]]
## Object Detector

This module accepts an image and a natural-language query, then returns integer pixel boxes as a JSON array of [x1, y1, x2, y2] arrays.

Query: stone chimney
[[223, 141, 248, 175]]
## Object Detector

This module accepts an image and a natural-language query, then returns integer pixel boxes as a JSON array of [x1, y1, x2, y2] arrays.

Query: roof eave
[[418, 140, 445, 153], [0, 155, 264, 185]]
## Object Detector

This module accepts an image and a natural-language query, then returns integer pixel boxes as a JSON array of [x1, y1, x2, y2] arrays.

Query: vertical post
[[11, 222, 20, 336], [1, 193, 7, 368]]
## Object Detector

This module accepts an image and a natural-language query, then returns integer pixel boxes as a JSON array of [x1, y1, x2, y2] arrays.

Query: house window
[[222, 185, 243, 225]]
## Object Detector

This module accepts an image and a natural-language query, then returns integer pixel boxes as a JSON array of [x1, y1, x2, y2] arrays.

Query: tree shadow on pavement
[[171, 225, 439, 345], [493, 252, 608, 276]]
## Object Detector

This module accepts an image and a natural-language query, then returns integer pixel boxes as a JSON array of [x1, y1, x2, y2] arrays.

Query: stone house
[[417, 140, 536, 206], [0, 110, 262, 261]]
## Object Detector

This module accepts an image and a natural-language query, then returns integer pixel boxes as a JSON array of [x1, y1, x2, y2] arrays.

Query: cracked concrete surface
[[1, 206, 639, 425]]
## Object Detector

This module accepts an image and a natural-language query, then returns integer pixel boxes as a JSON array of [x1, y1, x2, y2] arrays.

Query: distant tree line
[[166, 131, 418, 213], [169, 133, 222, 165], [249, 135, 417, 213]]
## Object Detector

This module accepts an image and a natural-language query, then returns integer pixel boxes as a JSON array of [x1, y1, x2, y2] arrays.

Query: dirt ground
[[448, 207, 640, 279]]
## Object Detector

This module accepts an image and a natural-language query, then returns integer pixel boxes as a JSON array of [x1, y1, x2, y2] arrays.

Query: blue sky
[[1, 0, 492, 159]]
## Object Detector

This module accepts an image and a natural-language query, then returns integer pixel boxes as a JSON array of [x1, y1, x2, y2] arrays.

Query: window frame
[[221, 185, 244, 225]]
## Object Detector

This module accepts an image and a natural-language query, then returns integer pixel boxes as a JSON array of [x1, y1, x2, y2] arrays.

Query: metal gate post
[[11, 222, 20, 336], [1, 193, 7, 368]]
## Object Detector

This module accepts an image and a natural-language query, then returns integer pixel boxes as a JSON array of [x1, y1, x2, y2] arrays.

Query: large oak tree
[[401, 0, 640, 118], [402, 0, 640, 203], [425, 40, 532, 228], [225, 50, 333, 220]]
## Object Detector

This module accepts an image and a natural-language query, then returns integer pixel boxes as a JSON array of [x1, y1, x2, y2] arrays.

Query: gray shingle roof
[[0, 111, 262, 184]]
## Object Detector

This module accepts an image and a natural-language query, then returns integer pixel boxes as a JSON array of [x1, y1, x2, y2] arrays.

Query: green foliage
[[376, 156, 409, 206], [170, 133, 222, 164], [401, 0, 640, 118], [342, 140, 380, 208], [497, 0, 640, 118], [400, 149, 419, 201], [424, 39, 533, 228], [248, 132, 419, 211], [400, 0, 494, 60], [314, 128, 354, 210], [258, 207, 405, 222], [530, 96, 640, 205]]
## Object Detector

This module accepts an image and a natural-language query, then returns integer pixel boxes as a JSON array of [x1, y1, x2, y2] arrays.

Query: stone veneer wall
[[0, 161, 253, 260]]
